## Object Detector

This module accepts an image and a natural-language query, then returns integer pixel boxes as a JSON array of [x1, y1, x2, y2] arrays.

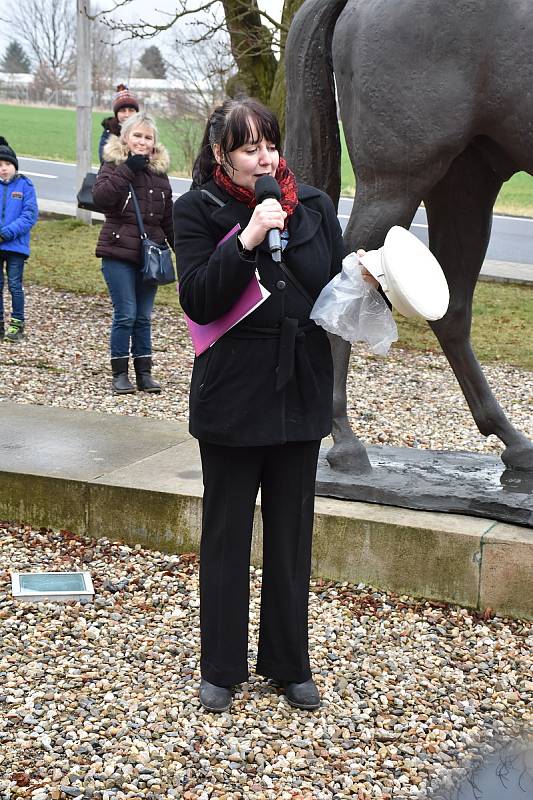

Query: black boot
[[282, 679, 321, 710], [199, 679, 232, 713], [134, 355, 161, 393], [111, 357, 135, 395]]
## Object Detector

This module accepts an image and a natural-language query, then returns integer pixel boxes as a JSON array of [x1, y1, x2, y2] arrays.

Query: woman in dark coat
[[173, 98, 344, 713], [94, 111, 174, 395]]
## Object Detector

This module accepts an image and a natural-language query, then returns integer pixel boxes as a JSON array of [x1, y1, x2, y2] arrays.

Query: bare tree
[[167, 24, 235, 118], [157, 27, 235, 174], [7, 0, 76, 98], [93, 0, 306, 114]]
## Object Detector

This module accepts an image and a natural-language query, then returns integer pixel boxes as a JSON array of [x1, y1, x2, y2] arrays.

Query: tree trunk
[[223, 0, 278, 105], [269, 0, 306, 135]]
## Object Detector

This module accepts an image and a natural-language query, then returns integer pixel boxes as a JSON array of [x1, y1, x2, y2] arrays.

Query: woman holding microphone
[[174, 97, 344, 713]]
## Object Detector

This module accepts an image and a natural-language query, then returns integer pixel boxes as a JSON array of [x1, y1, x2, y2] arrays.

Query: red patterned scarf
[[214, 156, 298, 226]]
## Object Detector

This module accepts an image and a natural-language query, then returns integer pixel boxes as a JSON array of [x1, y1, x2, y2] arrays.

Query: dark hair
[[192, 97, 282, 187]]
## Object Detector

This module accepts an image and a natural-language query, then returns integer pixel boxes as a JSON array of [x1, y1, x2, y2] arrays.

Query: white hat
[[360, 226, 449, 320]]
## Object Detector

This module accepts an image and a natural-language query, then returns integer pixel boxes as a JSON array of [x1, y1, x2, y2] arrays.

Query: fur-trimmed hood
[[102, 134, 170, 175]]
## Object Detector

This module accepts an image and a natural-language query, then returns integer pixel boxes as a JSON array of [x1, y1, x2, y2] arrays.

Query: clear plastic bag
[[310, 252, 398, 355]]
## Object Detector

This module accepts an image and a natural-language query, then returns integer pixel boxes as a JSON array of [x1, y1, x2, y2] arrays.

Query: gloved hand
[[125, 153, 149, 173], [0, 227, 12, 241]]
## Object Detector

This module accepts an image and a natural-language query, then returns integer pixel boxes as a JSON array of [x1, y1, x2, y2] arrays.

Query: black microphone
[[255, 175, 282, 263]]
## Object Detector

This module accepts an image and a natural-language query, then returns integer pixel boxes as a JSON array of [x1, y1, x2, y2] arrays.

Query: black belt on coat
[[227, 317, 320, 399]]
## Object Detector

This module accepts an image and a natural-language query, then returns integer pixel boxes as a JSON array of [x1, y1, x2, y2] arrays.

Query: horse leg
[[327, 177, 429, 473], [426, 146, 533, 471], [327, 331, 372, 472]]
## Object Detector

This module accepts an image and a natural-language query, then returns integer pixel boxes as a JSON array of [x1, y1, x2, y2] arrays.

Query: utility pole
[[76, 0, 92, 224]]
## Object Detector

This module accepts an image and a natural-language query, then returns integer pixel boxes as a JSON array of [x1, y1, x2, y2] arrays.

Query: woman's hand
[[239, 198, 287, 251], [357, 248, 380, 288], [126, 153, 149, 173]]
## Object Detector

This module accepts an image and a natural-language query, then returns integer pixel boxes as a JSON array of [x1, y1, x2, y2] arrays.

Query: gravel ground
[[0, 284, 532, 455], [0, 286, 532, 798], [0, 526, 531, 800]]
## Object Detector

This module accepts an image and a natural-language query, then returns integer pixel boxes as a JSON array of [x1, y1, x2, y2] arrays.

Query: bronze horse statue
[[285, 0, 533, 473]]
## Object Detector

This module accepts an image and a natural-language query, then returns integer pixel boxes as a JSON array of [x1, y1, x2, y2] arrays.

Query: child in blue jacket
[[0, 137, 38, 341]]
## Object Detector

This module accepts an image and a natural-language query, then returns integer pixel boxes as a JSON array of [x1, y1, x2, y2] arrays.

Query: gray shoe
[[284, 679, 321, 710], [199, 679, 232, 713]]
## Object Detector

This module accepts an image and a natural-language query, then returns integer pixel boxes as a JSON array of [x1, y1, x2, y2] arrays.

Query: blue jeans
[[101, 258, 158, 359], [0, 251, 25, 322]]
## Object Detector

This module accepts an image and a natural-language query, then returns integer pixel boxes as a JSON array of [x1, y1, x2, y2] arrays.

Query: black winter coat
[[94, 135, 174, 266], [98, 116, 120, 164], [173, 179, 344, 447]]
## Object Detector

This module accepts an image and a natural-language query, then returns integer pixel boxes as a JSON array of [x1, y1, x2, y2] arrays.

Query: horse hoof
[[501, 440, 533, 471], [326, 437, 373, 474]]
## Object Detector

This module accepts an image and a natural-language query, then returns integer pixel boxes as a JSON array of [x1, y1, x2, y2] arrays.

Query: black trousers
[[198, 439, 321, 687]]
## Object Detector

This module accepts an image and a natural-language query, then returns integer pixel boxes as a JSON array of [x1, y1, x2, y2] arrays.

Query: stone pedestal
[[316, 446, 533, 528]]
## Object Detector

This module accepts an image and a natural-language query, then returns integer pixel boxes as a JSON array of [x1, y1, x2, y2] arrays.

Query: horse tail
[[284, 0, 348, 207]]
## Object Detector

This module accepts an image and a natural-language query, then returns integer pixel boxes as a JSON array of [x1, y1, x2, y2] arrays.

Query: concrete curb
[[0, 403, 531, 619]]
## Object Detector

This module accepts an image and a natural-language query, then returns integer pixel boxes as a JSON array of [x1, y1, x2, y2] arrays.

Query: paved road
[[21, 156, 533, 266]]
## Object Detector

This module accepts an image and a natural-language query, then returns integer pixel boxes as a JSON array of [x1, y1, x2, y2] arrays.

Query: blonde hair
[[120, 111, 159, 146]]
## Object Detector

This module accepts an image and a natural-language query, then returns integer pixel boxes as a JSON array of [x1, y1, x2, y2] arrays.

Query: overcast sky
[[107, 0, 283, 26], [0, 1, 284, 65]]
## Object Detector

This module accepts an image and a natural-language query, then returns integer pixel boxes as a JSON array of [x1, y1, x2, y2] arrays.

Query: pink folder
[[181, 224, 271, 356]]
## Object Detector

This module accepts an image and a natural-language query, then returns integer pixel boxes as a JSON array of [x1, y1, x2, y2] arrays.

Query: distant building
[[0, 72, 33, 102], [0, 73, 207, 110]]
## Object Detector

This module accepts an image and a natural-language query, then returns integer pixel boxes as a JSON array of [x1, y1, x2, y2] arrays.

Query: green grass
[[4, 103, 533, 215], [29, 219, 533, 370], [493, 172, 533, 217], [0, 103, 201, 175], [396, 282, 533, 370], [28, 218, 181, 310]]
